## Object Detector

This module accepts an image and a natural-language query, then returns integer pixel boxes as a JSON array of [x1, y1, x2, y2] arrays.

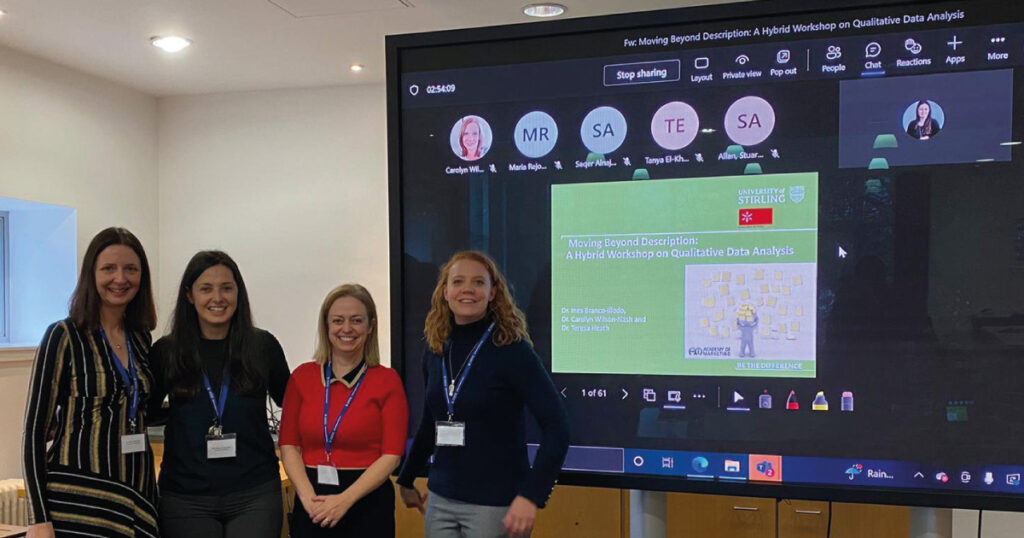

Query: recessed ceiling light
[[0, 9, 7, 17], [151, 36, 192, 53], [524, 3, 566, 18], [350, 63, 364, 73]]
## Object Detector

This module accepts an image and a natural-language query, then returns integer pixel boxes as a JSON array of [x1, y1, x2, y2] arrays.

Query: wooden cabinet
[[667, 494, 909, 538], [777, 499, 829, 538], [152, 440, 908, 538], [395, 478, 427, 538], [829, 502, 909, 538], [395, 481, 628, 538], [533, 485, 628, 538], [395, 481, 911, 538], [667, 493, 776, 538]]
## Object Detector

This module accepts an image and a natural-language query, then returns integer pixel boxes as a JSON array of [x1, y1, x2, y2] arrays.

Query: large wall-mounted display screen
[[387, 0, 1024, 509]]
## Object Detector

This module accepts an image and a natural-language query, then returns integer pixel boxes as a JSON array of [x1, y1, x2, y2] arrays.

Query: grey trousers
[[425, 492, 526, 538]]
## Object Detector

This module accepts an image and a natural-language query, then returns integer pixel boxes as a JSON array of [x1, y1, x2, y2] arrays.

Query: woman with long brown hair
[[396, 251, 569, 538], [906, 99, 941, 140], [148, 250, 290, 538], [22, 227, 159, 538]]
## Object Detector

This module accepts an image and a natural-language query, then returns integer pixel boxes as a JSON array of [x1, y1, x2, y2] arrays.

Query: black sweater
[[396, 317, 570, 508], [149, 330, 290, 495]]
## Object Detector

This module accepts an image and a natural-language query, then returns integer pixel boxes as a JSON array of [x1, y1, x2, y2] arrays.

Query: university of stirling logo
[[789, 185, 805, 203]]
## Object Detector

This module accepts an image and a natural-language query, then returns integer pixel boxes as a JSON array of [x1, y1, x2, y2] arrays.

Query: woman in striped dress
[[22, 227, 159, 538]]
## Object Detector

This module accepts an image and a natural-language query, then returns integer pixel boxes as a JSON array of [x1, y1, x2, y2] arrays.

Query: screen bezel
[[385, 0, 1024, 511]]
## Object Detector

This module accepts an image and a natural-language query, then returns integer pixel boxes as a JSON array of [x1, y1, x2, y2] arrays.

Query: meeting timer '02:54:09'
[[426, 83, 456, 94]]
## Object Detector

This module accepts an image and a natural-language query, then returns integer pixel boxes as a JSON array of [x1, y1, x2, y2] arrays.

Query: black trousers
[[289, 468, 395, 538], [159, 477, 283, 538]]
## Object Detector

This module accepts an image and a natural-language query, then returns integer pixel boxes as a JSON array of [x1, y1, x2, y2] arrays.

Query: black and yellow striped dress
[[22, 319, 158, 537]]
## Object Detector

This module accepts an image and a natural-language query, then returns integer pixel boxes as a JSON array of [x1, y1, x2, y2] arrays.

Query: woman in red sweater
[[279, 284, 408, 536]]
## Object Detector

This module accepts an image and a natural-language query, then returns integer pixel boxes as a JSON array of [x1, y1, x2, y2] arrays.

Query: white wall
[[0, 45, 159, 480], [1, 41, 1022, 537], [156, 85, 389, 369]]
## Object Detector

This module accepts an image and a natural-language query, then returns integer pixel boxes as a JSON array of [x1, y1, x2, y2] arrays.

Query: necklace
[[446, 345, 472, 398], [104, 326, 124, 349]]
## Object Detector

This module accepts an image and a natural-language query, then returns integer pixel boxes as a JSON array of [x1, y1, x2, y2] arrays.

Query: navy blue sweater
[[396, 317, 570, 508]]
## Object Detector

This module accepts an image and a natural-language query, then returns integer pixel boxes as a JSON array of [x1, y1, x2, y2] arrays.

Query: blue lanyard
[[323, 362, 366, 463], [441, 322, 495, 421], [100, 329, 139, 428], [202, 370, 231, 426]]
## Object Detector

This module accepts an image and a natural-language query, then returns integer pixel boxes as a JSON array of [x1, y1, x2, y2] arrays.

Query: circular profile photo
[[450, 115, 493, 161], [902, 100, 945, 141], [724, 96, 775, 147]]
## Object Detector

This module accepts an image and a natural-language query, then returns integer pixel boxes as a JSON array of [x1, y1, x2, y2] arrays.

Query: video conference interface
[[396, 0, 1024, 497]]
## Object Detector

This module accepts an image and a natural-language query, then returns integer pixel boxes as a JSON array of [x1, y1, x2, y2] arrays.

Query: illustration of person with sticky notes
[[737, 303, 759, 358]]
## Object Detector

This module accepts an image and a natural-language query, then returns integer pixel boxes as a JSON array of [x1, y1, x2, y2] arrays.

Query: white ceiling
[[0, 0, 736, 97]]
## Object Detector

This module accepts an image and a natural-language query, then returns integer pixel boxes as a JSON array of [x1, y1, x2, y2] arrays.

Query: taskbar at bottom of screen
[[526, 444, 1024, 494]]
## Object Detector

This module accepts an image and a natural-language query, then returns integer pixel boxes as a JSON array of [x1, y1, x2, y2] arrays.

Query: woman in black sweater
[[149, 250, 290, 538], [397, 250, 569, 537]]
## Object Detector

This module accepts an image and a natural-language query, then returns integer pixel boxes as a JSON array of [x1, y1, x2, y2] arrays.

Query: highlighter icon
[[812, 391, 828, 411]]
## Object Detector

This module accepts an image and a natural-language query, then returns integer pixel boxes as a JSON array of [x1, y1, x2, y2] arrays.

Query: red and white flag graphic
[[738, 208, 773, 226]]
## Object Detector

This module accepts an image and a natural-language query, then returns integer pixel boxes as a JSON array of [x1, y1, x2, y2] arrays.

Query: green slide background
[[551, 173, 819, 378]]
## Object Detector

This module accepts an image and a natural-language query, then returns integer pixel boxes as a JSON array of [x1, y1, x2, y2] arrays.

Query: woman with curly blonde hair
[[397, 251, 569, 538]]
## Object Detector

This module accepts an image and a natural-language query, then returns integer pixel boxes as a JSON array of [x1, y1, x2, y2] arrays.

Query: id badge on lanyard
[[203, 371, 236, 459], [121, 433, 146, 454], [207, 432, 238, 459], [320, 362, 365, 485], [103, 329, 145, 455], [435, 420, 466, 447], [437, 322, 494, 448], [317, 464, 340, 486]]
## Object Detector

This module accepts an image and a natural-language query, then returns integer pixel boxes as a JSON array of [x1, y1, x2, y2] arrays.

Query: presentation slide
[[551, 173, 818, 378]]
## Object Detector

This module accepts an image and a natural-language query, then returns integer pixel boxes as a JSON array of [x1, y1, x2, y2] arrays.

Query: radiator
[[0, 479, 27, 526]]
